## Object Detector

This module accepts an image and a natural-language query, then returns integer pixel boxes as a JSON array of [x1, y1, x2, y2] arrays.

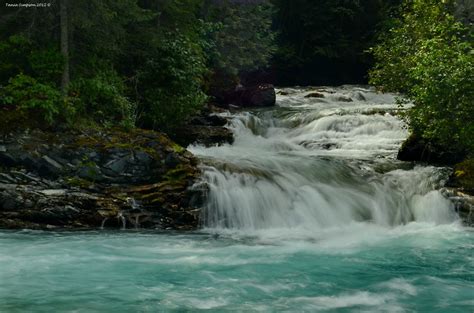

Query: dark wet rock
[[173, 125, 233, 148], [38, 155, 64, 176], [77, 163, 103, 182], [165, 153, 180, 168], [0, 128, 202, 230], [239, 84, 276, 107], [189, 114, 228, 127], [105, 156, 129, 174], [210, 81, 276, 108], [172, 107, 233, 147], [304, 92, 325, 98], [0, 152, 16, 166], [354, 92, 366, 101], [446, 159, 474, 195], [399, 135, 472, 225], [442, 188, 474, 226], [398, 134, 466, 165], [336, 96, 353, 102]]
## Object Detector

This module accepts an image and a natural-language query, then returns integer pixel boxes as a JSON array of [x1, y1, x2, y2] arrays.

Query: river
[[0, 86, 473, 312]]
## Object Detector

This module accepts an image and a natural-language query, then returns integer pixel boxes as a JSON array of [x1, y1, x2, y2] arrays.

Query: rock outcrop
[[398, 134, 473, 225], [442, 188, 474, 226], [0, 128, 203, 230], [212, 84, 276, 108], [238, 84, 276, 107], [397, 134, 466, 165], [172, 108, 233, 147]]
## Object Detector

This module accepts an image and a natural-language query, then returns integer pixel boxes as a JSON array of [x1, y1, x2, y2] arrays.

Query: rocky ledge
[[398, 134, 473, 225], [173, 106, 233, 147], [442, 188, 474, 226], [0, 128, 204, 230]]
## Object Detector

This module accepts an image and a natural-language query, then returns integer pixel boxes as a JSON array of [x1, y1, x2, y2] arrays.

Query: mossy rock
[[451, 159, 474, 193], [0, 126, 202, 230]]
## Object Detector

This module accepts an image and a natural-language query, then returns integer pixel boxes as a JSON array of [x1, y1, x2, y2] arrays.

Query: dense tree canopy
[[0, 0, 276, 130], [1, 0, 470, 154], [272, 0, 401, 85]]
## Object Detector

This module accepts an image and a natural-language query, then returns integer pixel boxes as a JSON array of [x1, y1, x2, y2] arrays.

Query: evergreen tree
[[202, 0, 275, 100], [272, 0, 401, 85]]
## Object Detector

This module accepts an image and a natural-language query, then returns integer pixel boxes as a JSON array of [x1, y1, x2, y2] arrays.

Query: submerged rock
[[335, 96, 353, 102], [304, 92, 325, 98], [0, 128, 202, 230]]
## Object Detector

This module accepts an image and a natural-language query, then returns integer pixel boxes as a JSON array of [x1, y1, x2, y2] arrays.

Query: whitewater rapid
[[1, 86, 472, 312], [190, 86, 457, 231]]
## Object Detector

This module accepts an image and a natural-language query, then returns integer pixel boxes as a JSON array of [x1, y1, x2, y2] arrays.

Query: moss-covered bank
[[0, 128, 204, 230]]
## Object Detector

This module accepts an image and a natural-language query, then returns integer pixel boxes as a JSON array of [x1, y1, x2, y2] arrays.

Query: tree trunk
[[60, 0, 69, 95]]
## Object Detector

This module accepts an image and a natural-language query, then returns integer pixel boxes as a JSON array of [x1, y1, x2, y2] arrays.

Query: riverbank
[[398, 134, 474, 224], [0, 128, 202, 230], [0, 85, 472, 229]]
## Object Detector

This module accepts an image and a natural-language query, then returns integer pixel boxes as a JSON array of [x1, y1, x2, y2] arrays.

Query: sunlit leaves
[[370, 0, 474, 154]]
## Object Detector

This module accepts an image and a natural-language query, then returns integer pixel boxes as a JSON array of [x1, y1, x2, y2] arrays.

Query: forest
[[0, 0, 473, 187], [1, 1, 474, 311], [0, 1, 471, 155]]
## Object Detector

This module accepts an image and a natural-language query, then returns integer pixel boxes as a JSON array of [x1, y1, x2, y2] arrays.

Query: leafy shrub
[[370, 0, 474, 155], [28, 48, 64, 85], [0, 35, 32, 85], [0, 73, 61, 124], [0, 35, 64, 86], [72, 69, 136, 127], [137, 33, 207, 130]]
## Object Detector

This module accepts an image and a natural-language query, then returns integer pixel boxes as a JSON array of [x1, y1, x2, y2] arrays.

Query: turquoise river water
[[1, 86, 473, 312]]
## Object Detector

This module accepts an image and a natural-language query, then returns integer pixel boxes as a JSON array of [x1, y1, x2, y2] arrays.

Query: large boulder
[[172, 108, 234, 147], [0, 128, 202, 230], [239, 84, 276, 107], [441, 188, 474, 226], [397, 134, 466, 165]]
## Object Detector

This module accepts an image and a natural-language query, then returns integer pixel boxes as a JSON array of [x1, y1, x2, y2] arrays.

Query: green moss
[[453, 159, 474, 191], [171, 142, 185, 154], [164, 164, 192, 182], [66, 176, 94, 188]]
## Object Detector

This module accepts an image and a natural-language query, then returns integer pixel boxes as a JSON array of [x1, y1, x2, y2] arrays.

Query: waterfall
[[190, 86, 457, 230]]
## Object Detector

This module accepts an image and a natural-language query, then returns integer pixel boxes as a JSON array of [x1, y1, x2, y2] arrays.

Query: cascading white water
[[190, 86, 457, 230], [0, 87, 470, 313]]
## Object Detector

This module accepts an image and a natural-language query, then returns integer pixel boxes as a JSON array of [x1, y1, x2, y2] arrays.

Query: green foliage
[[28, 48, 64, 85], [136, 33, 207, 130], [205, 0, 275, 76], [0, 73, 61, 124], [0, 35, 32, 84], [272, 0, 401, 85], [370, 0, 474, 154], [0, 35, 64, 85], [200, 0, 275, 100], [72, 69, 136, 126]]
